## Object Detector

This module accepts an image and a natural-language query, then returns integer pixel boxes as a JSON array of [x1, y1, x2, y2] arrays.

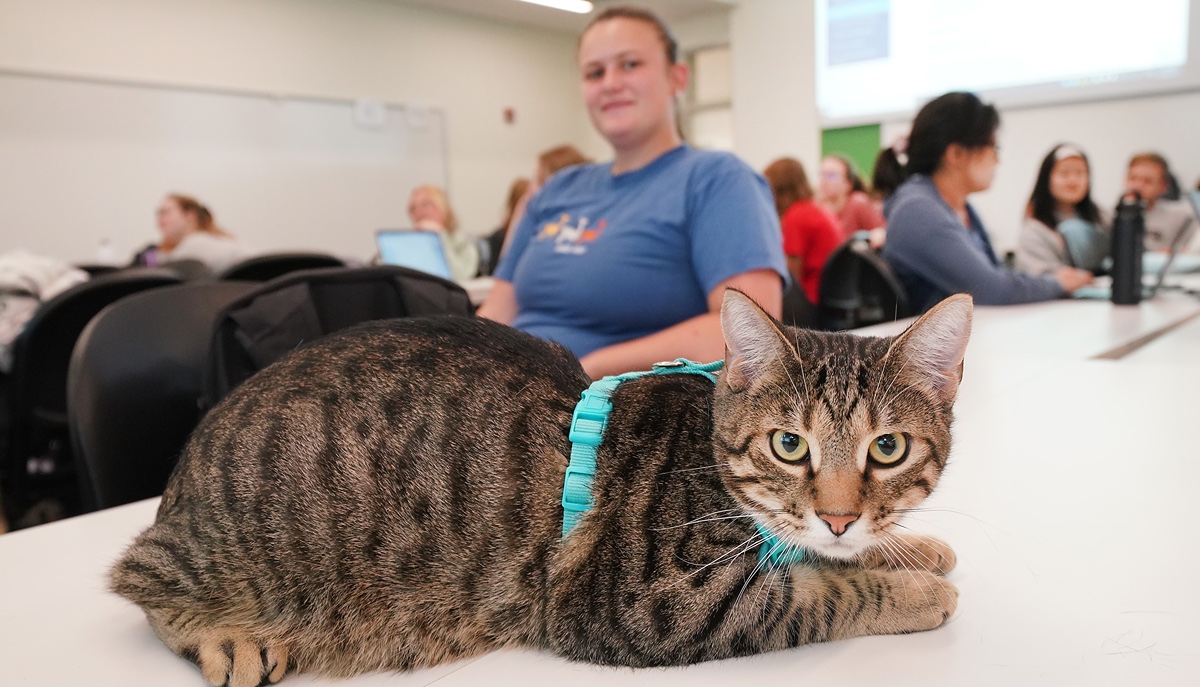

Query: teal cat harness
[[561, 358, 805, 567]]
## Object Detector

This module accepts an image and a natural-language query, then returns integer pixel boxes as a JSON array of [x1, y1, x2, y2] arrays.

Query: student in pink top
[[818, 154, 886, 242]]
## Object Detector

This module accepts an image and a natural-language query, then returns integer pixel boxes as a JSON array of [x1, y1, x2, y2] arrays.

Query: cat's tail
[[110, 519, 210, 612]]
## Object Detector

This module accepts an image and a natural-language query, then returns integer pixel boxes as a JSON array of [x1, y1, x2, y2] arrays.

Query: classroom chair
[[2, 268, 182, 527], [216, 252, 345, 282], [68, 280, 259, 512], [818, 240, 911, 331]]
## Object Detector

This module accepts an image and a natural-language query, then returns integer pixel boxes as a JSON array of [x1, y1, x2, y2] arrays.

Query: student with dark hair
[[870, 138, 906, 203], [479, 6, 785, 378], [881, 92, 1092, 313], [1015, 144, 1109, 276], [763, 157, 842, 304], [817, 154, 884, 241]]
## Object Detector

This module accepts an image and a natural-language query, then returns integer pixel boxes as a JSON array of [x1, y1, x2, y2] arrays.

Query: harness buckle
[[568, 388, 612, 445]]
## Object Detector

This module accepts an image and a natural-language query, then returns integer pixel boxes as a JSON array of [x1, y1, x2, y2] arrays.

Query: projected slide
[[816, 0, 1192, 123]]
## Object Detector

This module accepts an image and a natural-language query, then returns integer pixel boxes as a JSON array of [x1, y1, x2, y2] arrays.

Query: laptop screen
[[376, 230, 453, 280]]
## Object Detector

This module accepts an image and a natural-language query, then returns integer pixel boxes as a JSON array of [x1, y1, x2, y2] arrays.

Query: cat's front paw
[[877, 568, 958, 635], [867, 534, 956, 575], [182, 628, 290, 687]]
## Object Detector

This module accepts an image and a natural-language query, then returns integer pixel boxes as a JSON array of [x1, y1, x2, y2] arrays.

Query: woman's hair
[[762, 157, 814, 217], [168, 194, 230, 236], [501, 177, 530, 229], [871, 146, 905, 201], [538, 144, 591, 183], [825, 155, 867, 194], [411, 185, 459, 234], [581, 6, 678, 65], [1028, 144, 1101, 229], [906, 92, 1000, 177]]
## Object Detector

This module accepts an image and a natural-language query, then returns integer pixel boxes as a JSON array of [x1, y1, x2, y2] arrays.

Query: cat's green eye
[[868, 433, 909, 466], [770, 430, 810, 463]]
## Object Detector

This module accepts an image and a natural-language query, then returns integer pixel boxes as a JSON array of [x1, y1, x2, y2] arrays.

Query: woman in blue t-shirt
[[477, 7, 786, 379]]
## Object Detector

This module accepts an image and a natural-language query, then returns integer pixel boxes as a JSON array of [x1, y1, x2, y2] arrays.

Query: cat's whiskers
[[780, 342, 811, 401], [734, 523, 793, 609], [873, 537, 929, 602], [875, 536, 954, 611], [872, 340, 919, 413], [653, 512, 756, 531], [659, 463, 733, 476], [672, 531, 766, 584], [879, 531, 942, 572], [894, 507, 1008, 535]]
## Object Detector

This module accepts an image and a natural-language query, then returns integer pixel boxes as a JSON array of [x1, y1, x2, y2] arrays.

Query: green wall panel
[[821, 124, 881, 181]]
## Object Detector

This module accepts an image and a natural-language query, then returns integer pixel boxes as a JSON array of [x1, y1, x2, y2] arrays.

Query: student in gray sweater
[[881, 92, 1093, 314], [1015, 144, 1110, 276]]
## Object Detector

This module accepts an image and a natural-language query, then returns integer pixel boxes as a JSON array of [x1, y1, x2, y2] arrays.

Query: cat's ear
[[886, 294, 973, 403], [720, 289, 791, 393]]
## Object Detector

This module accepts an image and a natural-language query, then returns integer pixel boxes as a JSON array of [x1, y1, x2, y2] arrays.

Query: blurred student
[[407, 185, 479, 282], [881, 92, 1092, 313], [133, 194, 248, 273], [871, 138, 907, 204], [483, 177, 530, 276], [1015, 144, 1109, 276], [478, 7, 785, 378], [1123, 152, 1198, 252], [817, 154, 885, 242], [763, 157, 842, 304]]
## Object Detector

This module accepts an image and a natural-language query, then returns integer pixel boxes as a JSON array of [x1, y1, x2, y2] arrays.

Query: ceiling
[[395, 0, 735, 34]]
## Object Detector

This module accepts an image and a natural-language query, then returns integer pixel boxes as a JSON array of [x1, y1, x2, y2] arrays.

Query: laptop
[[1072, 223, 1184, 300], [375, 229, 453, 280]]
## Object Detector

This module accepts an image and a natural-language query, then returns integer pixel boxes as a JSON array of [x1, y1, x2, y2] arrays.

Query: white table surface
[[3, 297, 1199, 686], [856, 292, 1200, 361], [1120, 308, 1200, 365]]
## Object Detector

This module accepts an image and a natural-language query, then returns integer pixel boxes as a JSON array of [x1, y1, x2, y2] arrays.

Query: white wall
[[730, 0, 820, 176], [0, 0, 592, 262]]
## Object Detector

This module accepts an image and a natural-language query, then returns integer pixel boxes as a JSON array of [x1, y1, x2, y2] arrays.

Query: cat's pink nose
[[818, 513, 859, 536]]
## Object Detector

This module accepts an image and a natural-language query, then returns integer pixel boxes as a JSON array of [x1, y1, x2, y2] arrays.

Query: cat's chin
[[808, 539, 872, 561]]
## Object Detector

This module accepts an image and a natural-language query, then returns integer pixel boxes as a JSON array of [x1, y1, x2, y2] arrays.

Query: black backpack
[[202, 265, 473, 410]]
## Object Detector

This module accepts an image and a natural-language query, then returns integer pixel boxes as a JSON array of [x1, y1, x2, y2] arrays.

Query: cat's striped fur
[[111, 291, 971, 686]]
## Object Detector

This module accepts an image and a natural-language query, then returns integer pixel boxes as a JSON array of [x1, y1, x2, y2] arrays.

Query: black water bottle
[[1111, 193, 1145, 305]]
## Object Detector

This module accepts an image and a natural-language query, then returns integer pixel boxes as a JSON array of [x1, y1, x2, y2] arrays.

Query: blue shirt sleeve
[[685, 153, 788, 295]]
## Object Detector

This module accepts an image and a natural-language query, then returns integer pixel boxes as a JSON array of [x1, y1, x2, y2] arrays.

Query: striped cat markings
[[111, 291, 972, 686]]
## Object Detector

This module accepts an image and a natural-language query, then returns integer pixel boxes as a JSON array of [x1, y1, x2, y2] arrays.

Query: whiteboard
[[0, 70, 447, 265]]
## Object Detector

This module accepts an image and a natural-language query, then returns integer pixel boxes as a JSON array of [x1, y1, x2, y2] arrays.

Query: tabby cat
[[111, 290, 972, 687]]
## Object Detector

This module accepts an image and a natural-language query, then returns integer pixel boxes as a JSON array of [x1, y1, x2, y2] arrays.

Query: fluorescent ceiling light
[[516, 0, 594, 13]]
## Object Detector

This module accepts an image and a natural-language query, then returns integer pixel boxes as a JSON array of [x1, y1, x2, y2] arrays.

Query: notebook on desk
[[375, 229, 453, 281]]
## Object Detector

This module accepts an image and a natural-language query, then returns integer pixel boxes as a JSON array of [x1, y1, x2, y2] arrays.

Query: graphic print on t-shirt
[[536, 213, 607, 255]]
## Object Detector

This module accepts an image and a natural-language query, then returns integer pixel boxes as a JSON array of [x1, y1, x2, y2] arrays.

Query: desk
[[3, 298, 1199, 686], [856, 292, 1200, 361]]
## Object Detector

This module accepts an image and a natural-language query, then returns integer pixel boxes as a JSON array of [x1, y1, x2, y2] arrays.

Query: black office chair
[[204, 265, 474, 409], [160, 259, 214, 281], [216, 252, 345, 282], [781, 281, 820, 330], [2, 268, 182, 526], [818, 240, 911, 331], [74, 264, 121, 278], [68, 281, 259, 513]]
